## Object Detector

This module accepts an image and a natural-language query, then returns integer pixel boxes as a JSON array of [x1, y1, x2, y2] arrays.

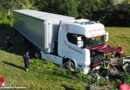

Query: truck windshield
[[85, 36, 104, 48]]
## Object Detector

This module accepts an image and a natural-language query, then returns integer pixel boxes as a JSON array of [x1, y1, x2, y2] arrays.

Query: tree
[[78, 0, 98, 19], [63, 0, 79, 17], [96, 0, 114, 11], [34, 0, 79, 18]]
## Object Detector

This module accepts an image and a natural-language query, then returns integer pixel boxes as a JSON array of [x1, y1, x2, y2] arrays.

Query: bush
[[91, 3, 130, 26], [75, 71, 108, 86], [119, 72, 130, 84], [75, 70, 84, 80], [94, 78, 108, 86]]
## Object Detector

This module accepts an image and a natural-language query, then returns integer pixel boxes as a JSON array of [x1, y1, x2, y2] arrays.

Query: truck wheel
[[63, 59, 76, 70], [17, 33, 20, 38], [19, 34, 24, 41], [34, 51, 41, 59], [21, 37, 24, 41]]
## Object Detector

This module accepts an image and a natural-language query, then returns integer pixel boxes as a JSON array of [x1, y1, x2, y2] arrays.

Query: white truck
[[13, 10, 120, 74]]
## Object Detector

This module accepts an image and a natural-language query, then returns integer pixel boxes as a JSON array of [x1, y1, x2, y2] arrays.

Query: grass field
[[106, 27, 130, 56], [0, 25, 130, 90]]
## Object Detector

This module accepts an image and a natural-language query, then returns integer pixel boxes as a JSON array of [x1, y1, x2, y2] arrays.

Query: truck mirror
[[105, 32, 109, 42]]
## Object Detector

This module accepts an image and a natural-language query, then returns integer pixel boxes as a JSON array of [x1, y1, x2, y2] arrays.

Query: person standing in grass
[[23, 51, 30, 72], [67, 60, 77, 74], [100, 56, 111, 80]]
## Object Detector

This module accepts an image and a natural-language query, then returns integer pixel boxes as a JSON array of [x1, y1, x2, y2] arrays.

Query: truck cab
[[58, 19, 109, 74]]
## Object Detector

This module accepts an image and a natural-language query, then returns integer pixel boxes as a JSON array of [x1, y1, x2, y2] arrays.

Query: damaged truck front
[[58, 19, 116, 74]]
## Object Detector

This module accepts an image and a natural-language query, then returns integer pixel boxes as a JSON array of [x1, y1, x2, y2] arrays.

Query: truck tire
[[18, 33, 24, 41], [17, 33, 21, 39], [63, 59, 76, 70], [34, 51, 41, 59]]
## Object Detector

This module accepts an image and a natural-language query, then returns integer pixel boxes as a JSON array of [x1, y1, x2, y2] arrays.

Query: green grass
[[106, 27, 130, 56], [0, 25, 130, 89], [120, 0, 130, 4]]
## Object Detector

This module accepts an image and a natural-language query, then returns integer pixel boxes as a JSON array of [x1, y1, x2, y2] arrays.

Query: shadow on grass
[[61, 85, 75, 90], [0, 24, 12, 30], [86, 86, 90, 90], [0, 24, 34, 58], [2, 61, 25, 71]]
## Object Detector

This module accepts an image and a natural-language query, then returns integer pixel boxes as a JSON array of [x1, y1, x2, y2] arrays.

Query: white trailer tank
[[13, 10, 75, 53]]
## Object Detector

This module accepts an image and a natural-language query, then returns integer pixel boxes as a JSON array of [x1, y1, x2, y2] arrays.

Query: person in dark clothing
[[67, 60, 77, 74], [23, 52, 30, 72], [100, 56, 111, 80], [4, 36, 13, 51]]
